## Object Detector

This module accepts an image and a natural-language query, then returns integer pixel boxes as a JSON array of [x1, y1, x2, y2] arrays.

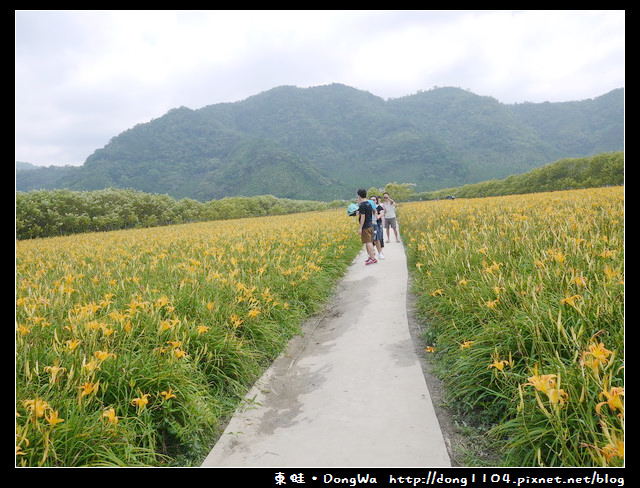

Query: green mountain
[[16, 161, 39, 171], [16, 84, 624, 201]]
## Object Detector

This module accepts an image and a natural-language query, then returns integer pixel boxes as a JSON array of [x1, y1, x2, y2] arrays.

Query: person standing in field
[[357, 189, 377, 265], [371, 195, 385, 259], [382, 192, 400, 243]]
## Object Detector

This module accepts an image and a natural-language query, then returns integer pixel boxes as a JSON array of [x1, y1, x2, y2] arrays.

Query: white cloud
[[15, 10, 624, 166]]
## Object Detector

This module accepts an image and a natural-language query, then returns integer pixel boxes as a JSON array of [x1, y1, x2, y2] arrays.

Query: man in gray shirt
[[382, 192, 400, 243]]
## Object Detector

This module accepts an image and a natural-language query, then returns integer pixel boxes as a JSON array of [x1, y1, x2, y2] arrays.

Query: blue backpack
[[347, 203, 358, 216]]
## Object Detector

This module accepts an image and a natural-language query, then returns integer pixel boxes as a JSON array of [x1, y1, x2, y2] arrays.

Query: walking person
[[382, 192, 400, 243], [356, 189, 377, 265], [371, 195, 385, 259]]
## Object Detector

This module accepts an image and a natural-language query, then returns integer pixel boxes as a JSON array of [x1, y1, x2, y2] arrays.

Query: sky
[[15, 10, 625, 167]]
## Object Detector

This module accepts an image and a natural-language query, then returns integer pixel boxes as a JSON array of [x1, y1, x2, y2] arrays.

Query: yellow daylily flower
[[65, 339, 81, 351], [173, 348, 187, 359], [485, 298, 499, 309], [17, 324, 31, 336], [23, 398, 51, 418], [492, 286, 505, 296], [124, 320, 133, 333], [546, 387, 569, 406], [131, 393, 151, 411], [160, 388, 177, 401], [580, 341, 613, 371], [572, 275, 587, 287], [103, 407, 119, 427], [94, 350, 116, 362], [16, 441, 28, 457], [599, 249, 616, 259], [601, 440, 624, 462], [488, 359, 509, 371], [523, 371, 568, 406], [159, 318, 180, 332], [45, 410, 64, 426], [488, 350, 512, 374], [82, 357, 100, 372], [560, 294, 582, 309], [590, 422, 625, 462], [154, 295, 170, 308], [524, 372, 557, 395], [547, 249, 566, 264], [603, 265, 619, 281], [483, 261, 502, 274], [247, 308, 261, 318], [100, 325, 115, 337], [44, 365, 67, 384], [79, 381, 99, 398]]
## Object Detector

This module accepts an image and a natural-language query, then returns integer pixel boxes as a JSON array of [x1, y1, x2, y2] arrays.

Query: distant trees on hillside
[[419, 151, 623, 200]]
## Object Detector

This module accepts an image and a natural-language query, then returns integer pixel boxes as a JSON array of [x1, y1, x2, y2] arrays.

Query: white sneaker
[[379, 253, 385, 259]]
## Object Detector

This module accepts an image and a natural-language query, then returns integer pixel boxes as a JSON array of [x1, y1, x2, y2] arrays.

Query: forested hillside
[[16, 84, 623, 201], [421, 151, 624, 199]]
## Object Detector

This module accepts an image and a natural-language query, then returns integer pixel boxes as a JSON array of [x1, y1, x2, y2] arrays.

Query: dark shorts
[[385, 217, 397, 229], [361, 227, 373, 243]]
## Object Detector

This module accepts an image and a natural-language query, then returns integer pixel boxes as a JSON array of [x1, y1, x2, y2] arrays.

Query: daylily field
[[403, 186, 624, 466], [16, 187, 623, 467], [16, 210, 362, 466]]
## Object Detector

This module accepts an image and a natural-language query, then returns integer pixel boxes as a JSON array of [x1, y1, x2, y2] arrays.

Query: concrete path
[[201, 237, 451, 468]]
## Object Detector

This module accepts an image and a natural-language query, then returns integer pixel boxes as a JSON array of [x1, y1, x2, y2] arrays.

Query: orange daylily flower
[[523, 370, 568, 406], [596, 386, 624, 417], [581, 342, 613, 371]]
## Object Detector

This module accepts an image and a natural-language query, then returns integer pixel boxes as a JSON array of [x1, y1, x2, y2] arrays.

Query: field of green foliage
[[16, 186, 624, 467], [402, 187, 624, 466], [16, 209, 361, 466]]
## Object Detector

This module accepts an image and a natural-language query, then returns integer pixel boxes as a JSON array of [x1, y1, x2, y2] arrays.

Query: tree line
[[15, 151, 623, 240], [15, 189, 344, 240], [416, 151, 624, 200]]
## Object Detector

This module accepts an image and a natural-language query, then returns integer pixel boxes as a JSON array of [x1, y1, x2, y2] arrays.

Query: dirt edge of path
[[405, 288, 464, 467]]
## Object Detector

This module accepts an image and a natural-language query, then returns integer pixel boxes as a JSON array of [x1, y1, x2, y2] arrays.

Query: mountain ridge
[[16, 84, 624, 201]]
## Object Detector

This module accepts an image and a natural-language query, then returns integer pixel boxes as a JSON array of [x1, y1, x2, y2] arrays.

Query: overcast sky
[[15, 10, 625, 167]]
